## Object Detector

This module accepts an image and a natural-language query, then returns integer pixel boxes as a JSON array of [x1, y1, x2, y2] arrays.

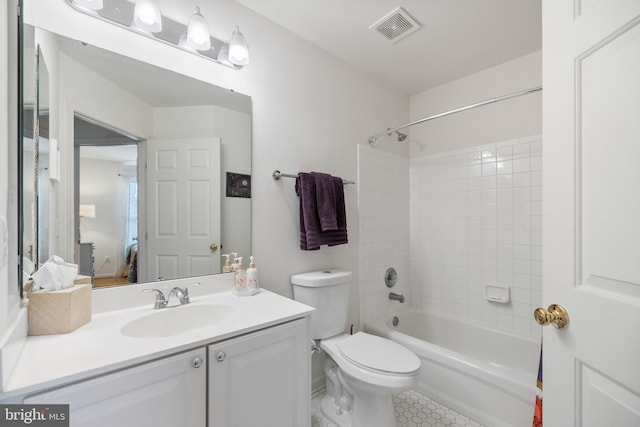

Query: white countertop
[[0, 284, 313, 400]]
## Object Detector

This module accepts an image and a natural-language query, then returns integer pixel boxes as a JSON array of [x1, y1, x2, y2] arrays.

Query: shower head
[[395, 131, 408, 142]]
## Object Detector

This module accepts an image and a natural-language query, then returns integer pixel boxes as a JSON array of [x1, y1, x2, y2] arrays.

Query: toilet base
[[320, 395, 352, 427], [348, 385, 396, 427], [320, 390, 396, 427]]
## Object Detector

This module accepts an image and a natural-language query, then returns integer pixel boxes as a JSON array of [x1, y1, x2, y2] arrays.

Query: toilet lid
[[338, 332, 420, 375]]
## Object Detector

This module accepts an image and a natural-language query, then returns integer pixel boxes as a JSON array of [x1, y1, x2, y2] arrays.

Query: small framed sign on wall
[[226, 172, 251, 198]]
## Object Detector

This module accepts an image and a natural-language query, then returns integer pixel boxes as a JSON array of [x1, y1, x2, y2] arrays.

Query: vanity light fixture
[[72, 0, 103, 12], [228, 26, 249, 66], [132, 0, 163, 33], [216, 43, 231, 66], [65, 0, 249, 70], [187, 6, 211, 51]]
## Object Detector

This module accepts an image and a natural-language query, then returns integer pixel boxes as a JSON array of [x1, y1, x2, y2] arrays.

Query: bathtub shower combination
[[367, 309, 540, 427]]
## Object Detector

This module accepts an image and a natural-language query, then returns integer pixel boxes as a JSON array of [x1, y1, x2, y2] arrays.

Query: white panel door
[[146, 138, 221, 281], [543, 1, 640, 425]]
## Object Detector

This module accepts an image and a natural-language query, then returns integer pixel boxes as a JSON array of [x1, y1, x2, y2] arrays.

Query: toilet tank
[[291, 270, 352, 340]]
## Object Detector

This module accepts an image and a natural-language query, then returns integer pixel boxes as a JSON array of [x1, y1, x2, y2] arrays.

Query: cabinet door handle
[[216, 352, 226, 362], [192, 357, 203, 368]]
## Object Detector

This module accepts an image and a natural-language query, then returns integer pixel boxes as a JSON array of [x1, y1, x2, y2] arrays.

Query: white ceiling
[[234, 0, 542, 95]]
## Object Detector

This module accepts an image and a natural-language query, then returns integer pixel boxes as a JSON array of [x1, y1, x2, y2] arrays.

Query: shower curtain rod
[[368, 86, 542, 146]]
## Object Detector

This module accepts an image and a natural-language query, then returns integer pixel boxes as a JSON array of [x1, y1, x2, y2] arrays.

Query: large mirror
[[21, 25, 252, 291]]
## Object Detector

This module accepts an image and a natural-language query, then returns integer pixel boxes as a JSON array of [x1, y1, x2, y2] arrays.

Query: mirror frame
[[17, 0, 24, 298]]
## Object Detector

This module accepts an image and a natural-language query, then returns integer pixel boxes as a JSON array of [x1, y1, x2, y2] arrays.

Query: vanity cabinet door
[[208, 318, 310, 427], [24, 348, 206, 427]]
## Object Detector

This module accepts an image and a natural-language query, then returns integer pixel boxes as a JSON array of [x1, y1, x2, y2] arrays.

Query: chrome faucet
[[389, 292, 405, 303], [143, 282, 200, 309], [168, 282, 200, 306], [169, 286, 190, 305], [143, 288, 168, 309]]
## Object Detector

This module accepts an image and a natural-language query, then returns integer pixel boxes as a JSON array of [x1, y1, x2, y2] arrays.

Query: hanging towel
[[532, 343, 543, 427], [310, 172, 338, 231], [295, 172, 348, 250]]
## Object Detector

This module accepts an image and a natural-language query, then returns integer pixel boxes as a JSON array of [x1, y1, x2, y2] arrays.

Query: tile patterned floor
[[312, 389, 483, 427]]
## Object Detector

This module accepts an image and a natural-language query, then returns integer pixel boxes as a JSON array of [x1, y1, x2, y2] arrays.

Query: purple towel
[[310, 172, 337, 231], [295, 172, 348, 250]]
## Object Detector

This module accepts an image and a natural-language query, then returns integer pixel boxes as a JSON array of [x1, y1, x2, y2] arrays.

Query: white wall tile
[[359, 136, 542, 339], [406, 136, 542, 337]]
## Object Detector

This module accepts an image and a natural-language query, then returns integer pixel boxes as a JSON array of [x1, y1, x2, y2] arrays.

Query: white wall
[[409, 51, 541, 156]]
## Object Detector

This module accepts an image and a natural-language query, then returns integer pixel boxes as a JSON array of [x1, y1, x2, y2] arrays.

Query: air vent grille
[[370, 7, 421, 43]]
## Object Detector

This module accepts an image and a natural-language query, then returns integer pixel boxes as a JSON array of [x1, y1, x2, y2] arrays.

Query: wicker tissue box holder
[[28, 283, 92, 336]]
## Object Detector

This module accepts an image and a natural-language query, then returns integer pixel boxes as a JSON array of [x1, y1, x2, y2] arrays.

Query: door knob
[[210, 243, 218, 251], [534, 304, 569, 329]]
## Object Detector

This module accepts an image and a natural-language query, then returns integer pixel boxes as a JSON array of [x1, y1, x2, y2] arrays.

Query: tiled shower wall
[[410, 135, 542, 337], [358, 145, 410, 326]]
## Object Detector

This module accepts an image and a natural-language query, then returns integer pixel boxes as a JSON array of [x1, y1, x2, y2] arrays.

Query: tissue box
[[28, 284, 92, 336]]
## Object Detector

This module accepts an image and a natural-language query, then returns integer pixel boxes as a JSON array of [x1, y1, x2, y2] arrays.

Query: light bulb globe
[[187, 7, 212, 51], [133, 0, 163, 33], [228, 26, 249, 66]]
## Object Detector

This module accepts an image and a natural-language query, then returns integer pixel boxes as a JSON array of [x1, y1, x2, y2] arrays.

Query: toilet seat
[[338, 332, 420, 376]]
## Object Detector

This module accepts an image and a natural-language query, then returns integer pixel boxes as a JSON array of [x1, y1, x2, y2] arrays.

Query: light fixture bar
[[65, 0, 244, 69]]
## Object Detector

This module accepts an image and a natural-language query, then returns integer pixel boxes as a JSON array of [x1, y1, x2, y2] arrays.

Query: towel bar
[[272, 170, 355, 185]]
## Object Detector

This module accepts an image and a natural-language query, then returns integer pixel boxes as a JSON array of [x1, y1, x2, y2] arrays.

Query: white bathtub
[[366, 309, 540, 427]]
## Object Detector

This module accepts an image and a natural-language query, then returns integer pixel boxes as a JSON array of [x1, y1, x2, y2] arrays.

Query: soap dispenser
[[222, 254, 233, 273], [247, 256, 260, 292], [233, 257, 247, 295], [231, 253, 239, 272]]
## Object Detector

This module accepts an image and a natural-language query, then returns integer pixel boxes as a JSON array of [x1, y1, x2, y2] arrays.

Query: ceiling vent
[[370, 7, 421, 44]]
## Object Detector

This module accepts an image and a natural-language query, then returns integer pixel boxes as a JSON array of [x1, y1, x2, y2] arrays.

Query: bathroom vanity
[[0, 275, 313, 427]]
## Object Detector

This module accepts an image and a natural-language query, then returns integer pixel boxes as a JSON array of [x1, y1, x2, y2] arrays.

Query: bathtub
[[366, 309, 540, 427]]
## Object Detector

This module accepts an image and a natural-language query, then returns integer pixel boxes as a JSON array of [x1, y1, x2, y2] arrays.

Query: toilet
[[292, 270, 420, 427]]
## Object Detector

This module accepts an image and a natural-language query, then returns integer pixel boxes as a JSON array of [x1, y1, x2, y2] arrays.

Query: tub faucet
[[389, 292, 405, 303]]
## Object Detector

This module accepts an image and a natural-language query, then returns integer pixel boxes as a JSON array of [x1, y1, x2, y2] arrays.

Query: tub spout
[[389, 292, 405, 303]]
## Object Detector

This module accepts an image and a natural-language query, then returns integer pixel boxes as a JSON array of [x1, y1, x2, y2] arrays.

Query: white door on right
[[543, 1, 640, 425]]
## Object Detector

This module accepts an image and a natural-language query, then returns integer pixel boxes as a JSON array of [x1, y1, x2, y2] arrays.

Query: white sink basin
[[121, 304, 240, 338]]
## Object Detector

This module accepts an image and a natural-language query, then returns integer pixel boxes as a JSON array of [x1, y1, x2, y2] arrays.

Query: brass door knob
[[534, 304, 569, 329], [210, 243, 218, 251]]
